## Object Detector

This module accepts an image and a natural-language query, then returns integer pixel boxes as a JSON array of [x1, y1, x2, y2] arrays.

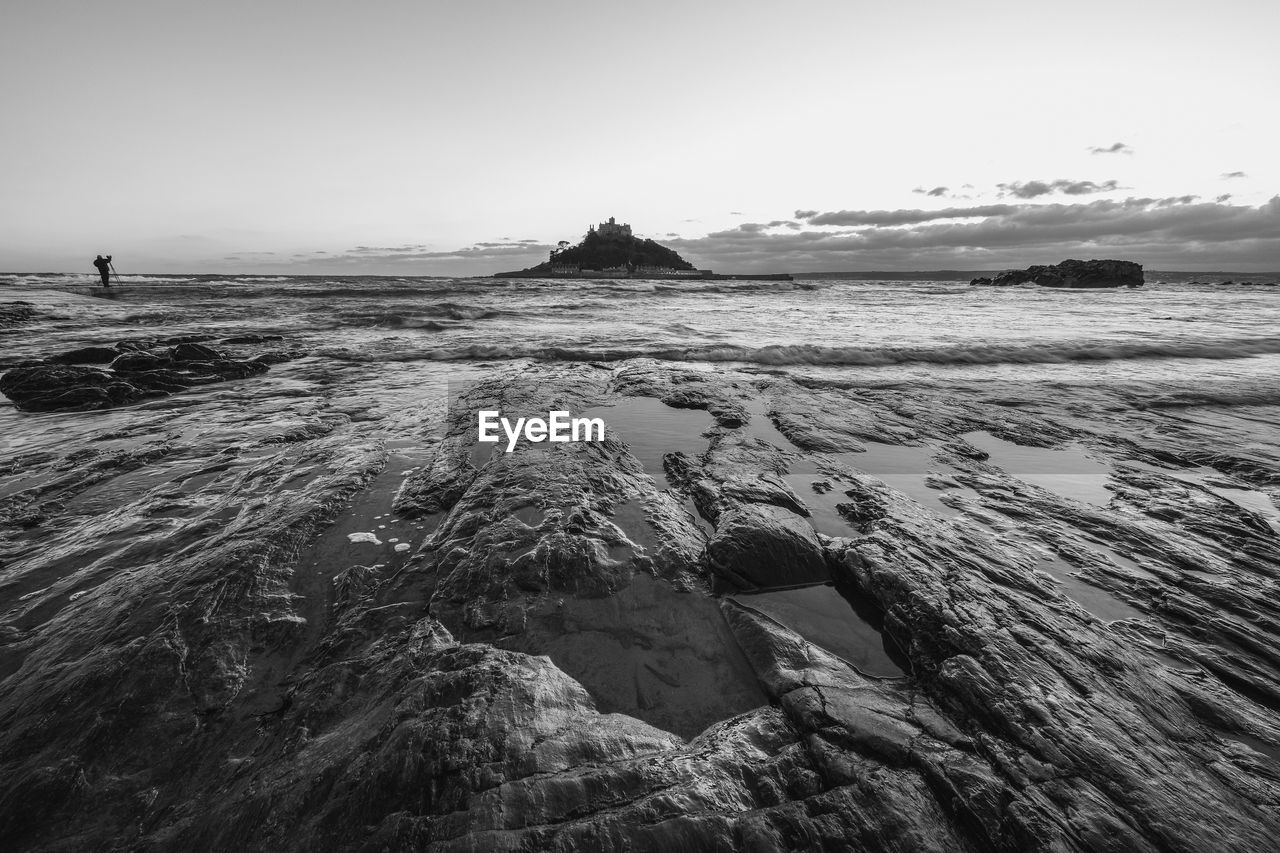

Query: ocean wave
[[328, 302, 504, 327], [316, 335, 1280, 367]]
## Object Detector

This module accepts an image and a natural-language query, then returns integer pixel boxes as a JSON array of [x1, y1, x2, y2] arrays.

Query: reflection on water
[[783, 442, 967, 531], [740, 397, 797, 450], [782, 470, 858, 536], [1035, 554, 1144, 623], [731, 582, 907, 677], [965, 430, 1114, 507], [609, 498, 661, 553], [834, 441, 965, 517], [579, 396, 714, 485], [505, 573, 768, 739], [1127, 459, 1280, 535]]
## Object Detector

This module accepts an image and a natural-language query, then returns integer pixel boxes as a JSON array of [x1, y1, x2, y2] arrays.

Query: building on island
[[500, 215, 791, 280], [589, 216, 632, 239]]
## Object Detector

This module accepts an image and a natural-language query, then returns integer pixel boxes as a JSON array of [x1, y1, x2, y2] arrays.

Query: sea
[[3, 269, 1280, 477]]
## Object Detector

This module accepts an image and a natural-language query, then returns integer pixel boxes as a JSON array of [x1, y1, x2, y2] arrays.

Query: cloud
[[1216, 194, 1232, 203], [245, 238, 554, 275], [913, 186, 950, 197], [1221, 171, 1247, 179], [803, 204, 1020, 227], [997, 179, 1120, 199], [729, 211, 744, 215], [999, 180, 1053, 198], [351, 244, 431, 253], [1089, 142, 1133, 155], [665, 196, 1280, 272], [215, 196, 1280, 276]]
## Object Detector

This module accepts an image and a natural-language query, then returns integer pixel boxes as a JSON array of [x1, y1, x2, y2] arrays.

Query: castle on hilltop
[[589, 216, 632, 238], [496, 216, 791, 280]]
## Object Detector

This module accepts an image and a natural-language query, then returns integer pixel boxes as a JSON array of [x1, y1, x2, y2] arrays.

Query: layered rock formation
[[1, 361, 1278, 851], [0, 337, 296, 412], [972, 259, 1144, 288]]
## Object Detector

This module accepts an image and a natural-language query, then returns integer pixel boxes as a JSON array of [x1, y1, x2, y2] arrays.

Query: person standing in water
[[93, 254, 112, 287]]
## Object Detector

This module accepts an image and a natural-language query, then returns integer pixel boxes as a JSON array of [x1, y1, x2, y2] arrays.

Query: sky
[[2, 0, 1277, 275]]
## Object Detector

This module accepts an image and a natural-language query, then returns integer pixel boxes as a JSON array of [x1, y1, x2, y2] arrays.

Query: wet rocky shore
[[2, 354, 1279, 851]]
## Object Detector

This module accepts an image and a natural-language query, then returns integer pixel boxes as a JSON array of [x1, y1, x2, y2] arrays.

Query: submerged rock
[[47, 346, 121, 365], [973, 258, 1144, 288], [0, 301, 36, 328], [0, 341, 282, 412]]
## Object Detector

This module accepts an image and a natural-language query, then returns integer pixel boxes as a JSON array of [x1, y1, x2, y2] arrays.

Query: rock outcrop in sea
[[2, 358, 1278, 851], [0, 301, 37, 328], [0, 336, 294, 412], [971, 259, 1144, 288]]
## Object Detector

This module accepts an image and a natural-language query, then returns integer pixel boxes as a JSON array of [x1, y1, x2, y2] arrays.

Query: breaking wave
[[319, 335, 1280, 367], [326, 302, 504, 328]]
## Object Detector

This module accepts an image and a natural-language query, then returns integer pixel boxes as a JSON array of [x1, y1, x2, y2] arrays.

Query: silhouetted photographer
[[93, 254, 113, 287]]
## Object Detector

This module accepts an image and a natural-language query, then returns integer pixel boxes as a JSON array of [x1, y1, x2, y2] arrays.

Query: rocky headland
[[1, 353, 1278, 851], [971, 259, 1144, 289]]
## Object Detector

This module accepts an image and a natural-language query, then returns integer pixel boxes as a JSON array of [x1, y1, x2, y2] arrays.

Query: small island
[[494, 217, 792, 281], [971, 259, 1144, 288]]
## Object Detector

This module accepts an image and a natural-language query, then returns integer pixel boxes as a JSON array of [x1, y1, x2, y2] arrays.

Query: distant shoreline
[[2, 269, 1278, 280]]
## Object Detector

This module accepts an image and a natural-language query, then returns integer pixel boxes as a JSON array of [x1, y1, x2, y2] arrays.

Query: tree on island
[[540, 228, 696, 272]]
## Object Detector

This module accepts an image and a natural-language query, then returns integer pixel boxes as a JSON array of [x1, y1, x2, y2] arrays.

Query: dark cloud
[[351, 244, 431, 254], [912, 186, 950, 197], [247, 196, 1278, 276], [666, 196, 1280, 272], [1089, 142, 1133, 155], [1216, 194, 1232, 203], [803, 204, 1019, 227], [729, 220, 807, 234], [1221, 171, 1247, 179], [999, 180, 1053, 198], [998, 179, 1120, 198], [267, 240, 554, 276]]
